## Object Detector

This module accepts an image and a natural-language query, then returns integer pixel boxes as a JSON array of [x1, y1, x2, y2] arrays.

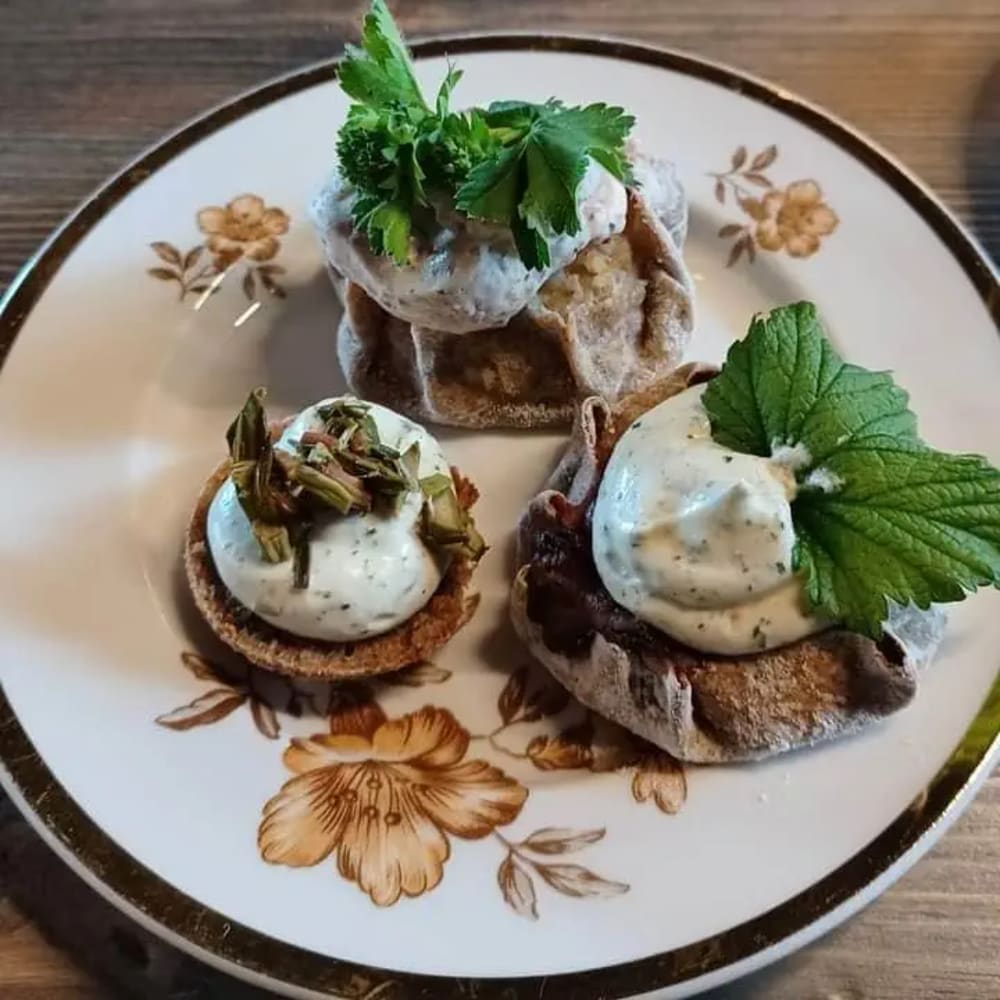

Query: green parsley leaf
[[703, 302, 1000, 637], [455, 101, 635, 270], [336, 103, 428, 264], [335, 3, 635, 269], [339, 0, 427, 112], [435, 62, 462, 118]]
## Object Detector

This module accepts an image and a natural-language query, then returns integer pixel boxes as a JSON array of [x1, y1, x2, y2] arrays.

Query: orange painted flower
[[259, 704, 527, 906], [753, 180, 838, 257], [197, 194, 289, 265]]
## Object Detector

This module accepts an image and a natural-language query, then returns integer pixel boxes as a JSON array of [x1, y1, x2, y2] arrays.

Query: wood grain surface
[[1, 1, 998, 998]]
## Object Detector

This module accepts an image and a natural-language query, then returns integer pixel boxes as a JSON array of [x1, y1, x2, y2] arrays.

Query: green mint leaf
[[794, 439, 1000, 635], [703, 301, 1000, 637], [339, 0, 427, 112], [703, 302, 917, 460]]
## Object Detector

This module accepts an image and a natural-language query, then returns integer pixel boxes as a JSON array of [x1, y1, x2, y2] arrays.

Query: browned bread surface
[[185, 463, 481, 680]]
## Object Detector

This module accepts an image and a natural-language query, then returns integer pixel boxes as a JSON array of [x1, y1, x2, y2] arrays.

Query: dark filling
[[524, 501, 691, 662]]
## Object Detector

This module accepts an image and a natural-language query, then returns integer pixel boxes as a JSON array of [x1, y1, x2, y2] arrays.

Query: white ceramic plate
[[1, 36, 998, 1000]]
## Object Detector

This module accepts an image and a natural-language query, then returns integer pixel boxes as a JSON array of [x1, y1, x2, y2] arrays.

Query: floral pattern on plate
[[156, 652, 687, 917], [259, 703, 527, 907], [710, 144, 839, 265], [146, 193, 289, 320]]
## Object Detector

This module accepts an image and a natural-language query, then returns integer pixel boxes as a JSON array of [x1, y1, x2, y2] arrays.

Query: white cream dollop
[[591, 384, 825, 654], [206, 399, 452, 642], [311, 157, 627, 334]]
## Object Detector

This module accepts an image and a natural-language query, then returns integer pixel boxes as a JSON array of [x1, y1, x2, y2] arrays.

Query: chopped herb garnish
[[222, 388, 485, 587]]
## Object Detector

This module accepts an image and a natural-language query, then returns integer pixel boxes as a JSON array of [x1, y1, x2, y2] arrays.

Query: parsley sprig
[[335, 1, 635, 269], [702, 302, 1000, 638]]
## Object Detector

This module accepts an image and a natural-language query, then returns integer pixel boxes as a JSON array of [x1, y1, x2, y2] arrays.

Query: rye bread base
[[184, 462, 481, 680], [510, 365, 947, 763]]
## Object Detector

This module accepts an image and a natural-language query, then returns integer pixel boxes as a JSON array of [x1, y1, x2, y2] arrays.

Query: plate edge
[[0, 32, 998, 1000]]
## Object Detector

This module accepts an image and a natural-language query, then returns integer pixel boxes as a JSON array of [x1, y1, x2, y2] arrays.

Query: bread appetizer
[[311, 1, 693, 428], [185, 391, 484, 679], [512, 302, 1000, 761]]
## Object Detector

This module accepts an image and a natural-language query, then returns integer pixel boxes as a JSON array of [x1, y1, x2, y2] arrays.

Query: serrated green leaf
[[521, 139, 583, 237], [703, 302, 917, 460], [335, 5, 634, 268], [704, 302, 1000, 637], [456, 101, 635, 268], [794, 441, 1000, 635], [338, 0, 427, 112], [455, 141, 524, 224], [538, 103, 635, 184], [511, 209, 550, 270]]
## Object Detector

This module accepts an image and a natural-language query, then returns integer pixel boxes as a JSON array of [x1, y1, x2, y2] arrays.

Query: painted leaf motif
[[182, 245, 203, 270], [743, 172, 772, 187], [526, 731, 592, 771], [384, 661, 452, 687], [730, 145, 747, 170], [259, 271, 287, 298], [714, 179, 725, 204], [521, 827, 604, 855], [155, 688, 246, 730], [521, 677, 570, 722], [150, 241, 182, 265], [251, 697, 281, 740], [497, 854, 538, 920], [147, 267, 179, 282], [498, 665, 529, 724], [587, 717, 642, 773], [750, 144, 778, 170], [242, 268, 257, 300], [179, 651, 227, 682], [718, 223, 744, 238], [726, 238, 747, 268], [534, 863, 629, 898]]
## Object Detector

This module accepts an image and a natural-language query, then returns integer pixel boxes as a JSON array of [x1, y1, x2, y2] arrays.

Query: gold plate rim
[[1, 33, 999, 1000]]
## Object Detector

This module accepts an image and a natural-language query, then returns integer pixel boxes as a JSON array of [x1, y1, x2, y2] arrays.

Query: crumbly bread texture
[[328, 189, 694, 429], [510, 365, 946, 763], [184, 462, 481, 680]]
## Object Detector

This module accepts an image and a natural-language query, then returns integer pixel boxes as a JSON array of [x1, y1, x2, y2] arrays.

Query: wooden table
[[1, 1, 998, 997]]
